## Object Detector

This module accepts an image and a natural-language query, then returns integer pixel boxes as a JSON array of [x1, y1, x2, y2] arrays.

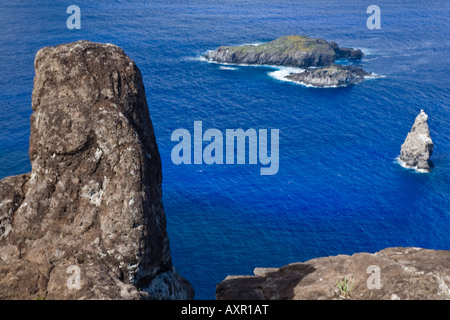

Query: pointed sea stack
[[399, 109, 434, 172], [0, 41, 194, 299]]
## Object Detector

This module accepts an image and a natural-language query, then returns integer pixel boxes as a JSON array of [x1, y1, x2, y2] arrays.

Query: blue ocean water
[[0, 0, 449, 299]]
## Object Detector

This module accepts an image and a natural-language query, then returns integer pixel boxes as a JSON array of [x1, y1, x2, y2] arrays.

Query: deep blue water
[[0, 0, 449, 299]]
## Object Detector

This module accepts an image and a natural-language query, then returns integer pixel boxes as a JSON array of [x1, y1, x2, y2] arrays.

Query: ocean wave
[[219, 66, 239, 71], [362, 57, 379, 61], [296, 82, 342, 88], [365, 72, 386, 80], [185, 55, 208, 62], [359, 47, 376, 55], [289, 80, 343, 88]]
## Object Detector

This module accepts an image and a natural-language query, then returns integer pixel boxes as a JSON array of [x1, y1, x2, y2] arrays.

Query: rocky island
[[399, 109, 434, 172], [286, 65, 370, 87], [0, 41, 193, 300], [204, 35, 372, 87]]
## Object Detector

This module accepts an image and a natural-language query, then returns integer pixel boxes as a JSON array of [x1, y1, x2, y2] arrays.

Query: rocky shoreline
[[204, 35, 373, 87]]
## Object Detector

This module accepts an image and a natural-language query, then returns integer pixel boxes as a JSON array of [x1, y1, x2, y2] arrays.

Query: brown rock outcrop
[[0, 40, 194, 300], [216, 247, 450, 300]]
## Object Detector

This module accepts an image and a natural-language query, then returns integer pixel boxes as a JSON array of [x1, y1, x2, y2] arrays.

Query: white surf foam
[[395, 157, 430, 173], [267, 67, 305, 82], [185, 55, 208, 62], [267, 67, 346, 88], [359, 47, 376, 55], [364, 72, 386, 80], [239, 42, 265, 47], [219, 66, 239, 71]]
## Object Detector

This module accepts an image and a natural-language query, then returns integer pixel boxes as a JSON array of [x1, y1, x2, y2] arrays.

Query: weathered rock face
[[286, 65, 370, 87], [204, 35, 363, 68], [399, 109, 434, 172], [216, 247, 450, 300], [330, 42, 364, 60], [0, 40, 194, 300]]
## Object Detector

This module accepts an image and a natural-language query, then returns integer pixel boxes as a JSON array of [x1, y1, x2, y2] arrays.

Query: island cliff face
[[399, 110, 434, 172], [0, 41, 194, 300], [204, 35, 370, 87], [216, 247, 450, 300]]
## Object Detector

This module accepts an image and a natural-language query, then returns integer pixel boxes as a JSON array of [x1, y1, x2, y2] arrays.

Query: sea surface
[[0, 0, 449, 299]]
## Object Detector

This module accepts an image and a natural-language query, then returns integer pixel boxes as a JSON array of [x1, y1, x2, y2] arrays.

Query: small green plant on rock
[[336, 275, 355, 299]]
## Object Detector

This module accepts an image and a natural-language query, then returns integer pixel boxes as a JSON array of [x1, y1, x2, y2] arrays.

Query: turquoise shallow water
[[0, 0, 449, 299]]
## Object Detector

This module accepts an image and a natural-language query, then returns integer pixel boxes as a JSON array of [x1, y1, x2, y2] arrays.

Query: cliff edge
[[216, 247, 449, 300], [0, 40, 194, 300]]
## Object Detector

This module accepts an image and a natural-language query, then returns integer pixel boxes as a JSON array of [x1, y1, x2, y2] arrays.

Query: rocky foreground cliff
[[0, 41, 193, 299], [204, 35, 373, 87], [216, 247, 450, 300]]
